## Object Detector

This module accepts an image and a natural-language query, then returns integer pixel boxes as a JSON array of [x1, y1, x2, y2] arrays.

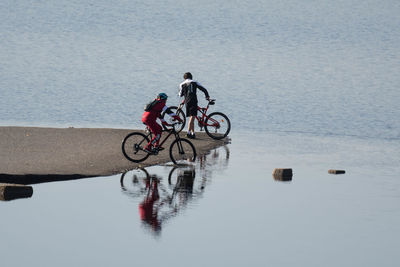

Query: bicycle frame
[[143, 123, 189, 156], [177, 99, 220, 129], [122, 122, 196, 164], [145, 124, 179, 148]]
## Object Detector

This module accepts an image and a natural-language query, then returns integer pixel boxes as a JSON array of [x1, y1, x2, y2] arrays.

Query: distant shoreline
[[0, 126, 228, 184]]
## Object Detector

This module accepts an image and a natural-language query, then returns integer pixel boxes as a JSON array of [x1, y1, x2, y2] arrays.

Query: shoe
[[143, 146, 153, 154], [186, 133, 196, 139], [153, 146, 164, 152]]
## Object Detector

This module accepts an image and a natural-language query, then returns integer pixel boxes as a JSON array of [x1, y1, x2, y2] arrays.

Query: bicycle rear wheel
[[161, 106, 186, 133], [169, 138, 196, 165], [168, 166, 195, 187], [204, 112, 231, 140], [122, 132, 150, 162]]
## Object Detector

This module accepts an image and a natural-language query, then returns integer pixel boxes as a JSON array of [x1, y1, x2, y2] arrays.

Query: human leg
[[188, 116, 195, 133], [185, 102, 198, 138], [144, 121, 162, 151]]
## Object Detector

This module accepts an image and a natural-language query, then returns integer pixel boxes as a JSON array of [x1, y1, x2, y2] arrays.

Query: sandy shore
[[0, 126, 228, 182]]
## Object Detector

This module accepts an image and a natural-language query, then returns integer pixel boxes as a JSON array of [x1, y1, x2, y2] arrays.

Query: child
[[142, 93, 181, 153]]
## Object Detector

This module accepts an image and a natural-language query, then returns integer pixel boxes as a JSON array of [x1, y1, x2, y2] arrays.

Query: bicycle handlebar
[[179, 98, 216, 105], [161, 121, 182, 131]]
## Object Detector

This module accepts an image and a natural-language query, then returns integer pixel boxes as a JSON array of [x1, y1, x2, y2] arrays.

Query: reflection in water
[[199, 145, 230, 174], [120, 145, 230, 236], [273, 176, 292, 182], [138, 174, 161, 232], [273, 174, 293, 182], [120, 167, 199, 235]]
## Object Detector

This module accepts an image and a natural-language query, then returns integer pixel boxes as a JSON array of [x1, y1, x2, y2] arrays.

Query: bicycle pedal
[[144, 147, 159, 155]]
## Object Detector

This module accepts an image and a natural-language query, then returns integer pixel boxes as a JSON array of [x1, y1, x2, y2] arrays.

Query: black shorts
[[186, 102, 198, 117]]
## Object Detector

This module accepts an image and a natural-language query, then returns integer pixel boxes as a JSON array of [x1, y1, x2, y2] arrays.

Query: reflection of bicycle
[[122, 123, 196, 164], [162, 99, 231, 140], [199, 145, 230, 171], [168, 166, 196, 192], [120, 167, 199, 235], [121, 167, 199, 203], [120, 168, 151, 198]]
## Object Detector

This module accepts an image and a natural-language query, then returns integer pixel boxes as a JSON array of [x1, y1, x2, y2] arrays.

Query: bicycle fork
[[174, 132, 186, 155], [177, 140, 186, 155]]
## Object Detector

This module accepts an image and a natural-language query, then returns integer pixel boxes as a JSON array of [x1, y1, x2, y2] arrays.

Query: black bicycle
[[122, 123, 196, 165]]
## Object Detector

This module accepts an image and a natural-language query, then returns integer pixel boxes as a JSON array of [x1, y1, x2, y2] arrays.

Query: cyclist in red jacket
[[142, 93, 181, 153]]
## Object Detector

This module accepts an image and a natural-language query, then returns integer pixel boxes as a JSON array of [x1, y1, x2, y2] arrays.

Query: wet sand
[[0, 126, 228, 180]]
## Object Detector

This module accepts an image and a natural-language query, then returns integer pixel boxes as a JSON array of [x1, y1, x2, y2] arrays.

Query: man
[[178, 72, 210, 139]]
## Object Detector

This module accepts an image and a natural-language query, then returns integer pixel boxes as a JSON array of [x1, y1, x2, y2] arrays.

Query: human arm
[[161, 105, 182, 122], [160, 118, 170, 126], [196, 83, 210, 100], [178, 82, 185, 97]]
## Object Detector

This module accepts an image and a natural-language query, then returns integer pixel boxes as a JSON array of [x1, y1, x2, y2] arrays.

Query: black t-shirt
[[179, 79, 209, 105]]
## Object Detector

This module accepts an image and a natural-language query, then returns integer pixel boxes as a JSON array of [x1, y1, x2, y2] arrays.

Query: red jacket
[[142, 99, 167, 123]]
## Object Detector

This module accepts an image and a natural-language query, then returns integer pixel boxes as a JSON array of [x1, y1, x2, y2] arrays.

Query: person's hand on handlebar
[[161, 120, 171, 126], [172, 115, 182, 122]]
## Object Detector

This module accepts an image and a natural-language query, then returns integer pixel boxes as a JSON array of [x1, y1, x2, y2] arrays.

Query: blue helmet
[[157, 93, 168, 100]]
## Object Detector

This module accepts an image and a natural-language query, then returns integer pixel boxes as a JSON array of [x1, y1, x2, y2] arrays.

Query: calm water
[[1, 0, 400, 266]]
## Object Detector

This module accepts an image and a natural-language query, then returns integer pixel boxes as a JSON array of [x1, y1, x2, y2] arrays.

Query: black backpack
[[144, 99, 159, 111]]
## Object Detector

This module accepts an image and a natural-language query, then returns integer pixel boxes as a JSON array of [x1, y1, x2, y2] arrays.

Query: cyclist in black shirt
[[178, 72, 210, 139]]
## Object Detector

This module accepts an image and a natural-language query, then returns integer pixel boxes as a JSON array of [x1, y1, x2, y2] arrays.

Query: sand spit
[[0, 126, 228, 183]]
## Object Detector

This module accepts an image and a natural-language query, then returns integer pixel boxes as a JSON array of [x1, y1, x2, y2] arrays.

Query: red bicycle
[[162, 99, 231, 140]]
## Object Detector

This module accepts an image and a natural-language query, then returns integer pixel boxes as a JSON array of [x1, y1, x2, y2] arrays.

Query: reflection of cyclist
[[120, 167, 208, 235], [178, 72, 210, 139], [138, 177, 161, 233], [142, 93, 181, 153]]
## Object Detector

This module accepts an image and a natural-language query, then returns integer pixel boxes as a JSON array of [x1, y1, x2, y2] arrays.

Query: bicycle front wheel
[[169, 138, 196, 165], [161, 106, 186, 133], [122, 132, 150, 162], [204, 112, 231, 140], [120, 168, 151, 197]]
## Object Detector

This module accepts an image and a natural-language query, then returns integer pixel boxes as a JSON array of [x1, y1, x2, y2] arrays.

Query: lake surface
[[1, 0, 400, 266]]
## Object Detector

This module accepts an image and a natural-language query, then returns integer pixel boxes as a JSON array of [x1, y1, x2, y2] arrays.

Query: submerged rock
[[272, 168, 293, 181], [0, 183, 33, 201], [328, 169, 346, 174]]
